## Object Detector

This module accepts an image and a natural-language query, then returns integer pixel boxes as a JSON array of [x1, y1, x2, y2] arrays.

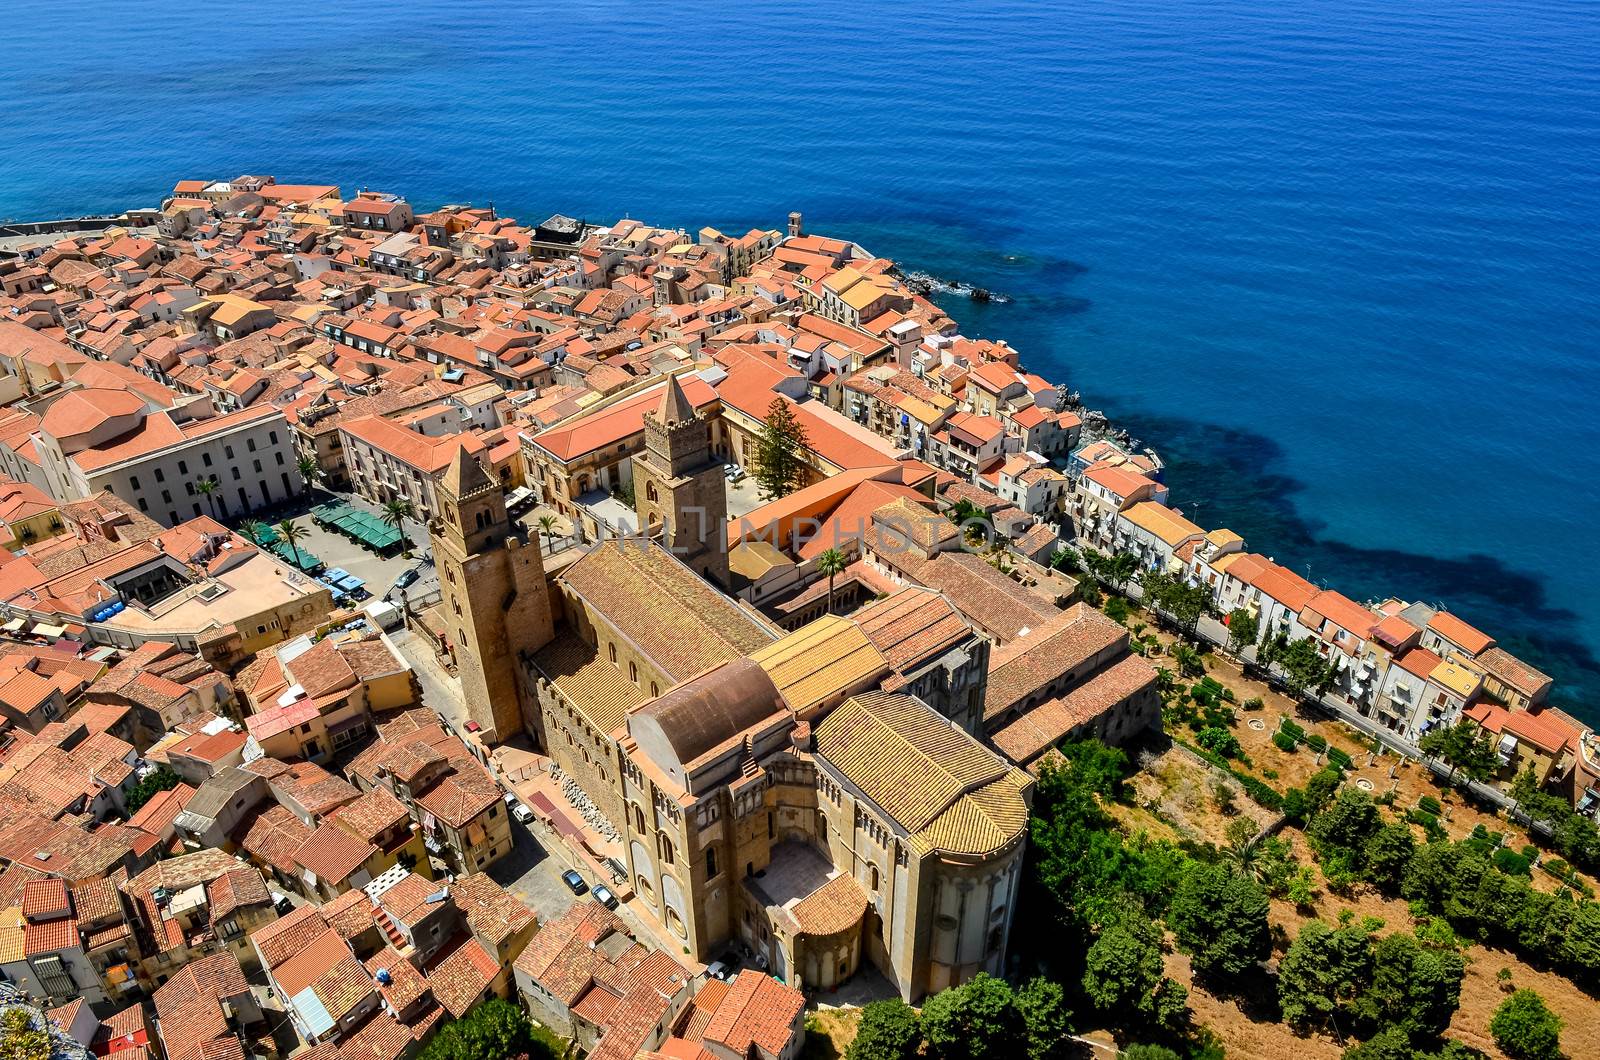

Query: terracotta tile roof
[[426, 936, 499, 1017], [312, 952, 376, 1021], [377, 872, 441, 930], [340, 414, 485, 474], [991, 654, 1158, 763], [20, 877, 69, 920], [1476, 646, 1552, 699], [338, 1012, 424, 1060], [985, 604, 1128, 720], [272, 927, 351, 995], [513, 903, 631, 1006], [788, 872, 867, 936], [559, 541, 776, 684], [250, 903, 330, 969], [816, 692, 1031, 856], [914, 551, 1056, 643], [451, 872, 535, 949], [700, 971, 805, 1058], [415, 769, 500, 830], [235, 804, 313, 868], [294, 821, 377, 885], [530, 375, 716, 462], [24, 914, 78, 955], [206, 868, 271, 921], [852, 586, 973, 673], [322, 887, 377, 942], [365, 946, 429, 1012], [68, 878, 122, 924], [330, 787, 410, 845], [1426, 610, 1495, 655]]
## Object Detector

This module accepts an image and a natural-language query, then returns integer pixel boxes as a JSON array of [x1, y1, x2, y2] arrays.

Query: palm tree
[[536, 514, 559, 553], [277, 519, 308, 569], [195, 477, 219, 521], [382, 499, 415, 557], [296, 455, 322, 495], [1171, 642, 1205, 678], [816, 547, 847, 614], [242, 519, 269, 546]]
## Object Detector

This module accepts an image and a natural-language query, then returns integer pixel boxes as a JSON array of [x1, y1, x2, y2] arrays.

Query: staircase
[[374, 907, 405, 949], [739, 735, 760, 780]]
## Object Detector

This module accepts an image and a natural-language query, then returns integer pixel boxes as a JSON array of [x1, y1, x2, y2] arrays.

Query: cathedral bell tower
[[430, 445, 554, 742], [631, 374, 729, 588]]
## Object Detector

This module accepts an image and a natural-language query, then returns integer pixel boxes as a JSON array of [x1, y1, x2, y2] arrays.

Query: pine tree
[[751, 398, 810, 499]]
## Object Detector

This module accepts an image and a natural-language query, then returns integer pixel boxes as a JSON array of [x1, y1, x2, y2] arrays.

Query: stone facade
[[631, 373, 730, 588], [430, 447, 554, 740]]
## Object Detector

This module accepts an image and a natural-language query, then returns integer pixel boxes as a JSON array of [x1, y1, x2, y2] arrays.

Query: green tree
[[242, 518, 270, 546], [1047, 546, 1078, 573], [1309, 788, 1383, 862], [920, 973, 1026, 1060], [1103, 595, 1131, 625], [1081, 912, 1185, 1029], [1490, 990, 1562, 1060], [1195, 726, 1241, 759], [1016, 976, 1072, 1060], [817, 547, 848, 614], [1418, 721, 1498, 783], [1268, 634, 1337, 702], [752, 397, 810, 498], [1120, 1048, 1183, 1060], [383, 498, 415, 556], [1099, 550, 1137, 593], [536, 513, 559, 552], [195, 476, 220, 520], [1277, 919, 1377, 1031], [1166, 862, 1271, 979], [846, 998, 921, 1060], [276, 518, 308, 568], [126, 767, 181, 814], [296, 454, 322, 492], [1364, 823, 1417, 895], [1358, 932, 1465, 1041], [415, 997, 558, 1060], [1226, 607, 1260, 655], [1170, 642, 1205, 678]]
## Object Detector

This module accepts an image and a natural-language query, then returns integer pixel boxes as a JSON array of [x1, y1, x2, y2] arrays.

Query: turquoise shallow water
[[3, 0, 1598, 716]]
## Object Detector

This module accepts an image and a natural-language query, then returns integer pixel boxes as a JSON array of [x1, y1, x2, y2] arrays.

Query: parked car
[[706, 960, 732, 981], [511, 803, 534, 825], [561, 869, 588, 895], [393, 568, 421, 591], [273, 895, 294, 916], [592, 884, 619, 909]]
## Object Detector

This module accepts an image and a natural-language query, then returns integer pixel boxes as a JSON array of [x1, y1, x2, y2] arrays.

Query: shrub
[[1493, 848, 1531, 877], [1243, 696, 1264, 711], [1326, 747, 1353, 772], [1418, 795, 1443, 816], [1281, 719, 1307, 741], [1197, 727, 1242, 760], [1491, 989, 1563, 1060], [1273, 731, 1298, 753], [1306, 733, 1328, 753]]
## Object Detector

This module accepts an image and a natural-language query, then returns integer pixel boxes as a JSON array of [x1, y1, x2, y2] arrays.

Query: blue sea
[[4, 0, 1598, 718]]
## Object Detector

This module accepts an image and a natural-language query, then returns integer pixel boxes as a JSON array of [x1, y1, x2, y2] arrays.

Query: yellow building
[[0, 479, 64, 548]]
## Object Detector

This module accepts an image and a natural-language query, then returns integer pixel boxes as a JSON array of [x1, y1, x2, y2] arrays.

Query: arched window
[[646, 481, 658, 503], [633, 805, 647, 834], [629, 661, 638, 685], [650, 682, 660, 697], [608, 642, 617, 664], [661, 836, 675, 865], [869, 863, 880, 891], [705, 846, 718, 879]]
